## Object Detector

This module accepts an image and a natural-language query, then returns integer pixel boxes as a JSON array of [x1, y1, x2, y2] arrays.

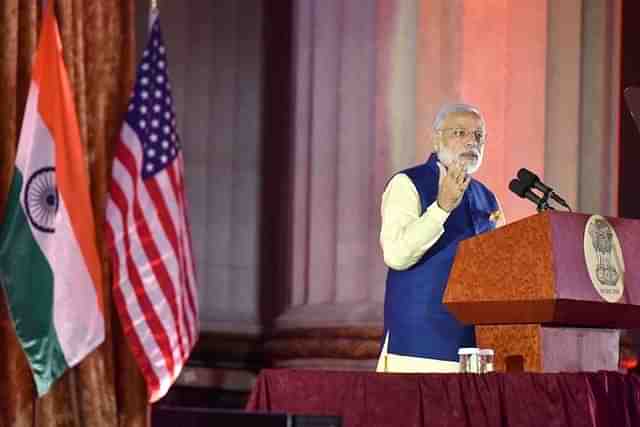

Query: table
[[246, 369, 640, 427]]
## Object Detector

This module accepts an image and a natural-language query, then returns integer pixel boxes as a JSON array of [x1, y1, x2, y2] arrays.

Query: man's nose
[[464, 138, 478, 148]]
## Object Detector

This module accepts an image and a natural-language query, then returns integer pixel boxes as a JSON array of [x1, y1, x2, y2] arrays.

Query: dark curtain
[[0, 1, 148, 425]]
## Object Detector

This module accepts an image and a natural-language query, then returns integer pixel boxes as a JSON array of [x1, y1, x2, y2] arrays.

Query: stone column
[[267, 0, 419, 369]]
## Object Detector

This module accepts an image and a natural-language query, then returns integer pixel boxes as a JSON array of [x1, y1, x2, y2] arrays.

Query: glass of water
[[478, 349, 495, 373], [458, 347, 480, 373]]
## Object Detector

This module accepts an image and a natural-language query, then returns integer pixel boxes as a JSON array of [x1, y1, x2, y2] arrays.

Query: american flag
[[106, 12, 198, 402]]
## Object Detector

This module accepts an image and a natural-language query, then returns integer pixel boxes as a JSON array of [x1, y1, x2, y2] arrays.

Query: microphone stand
[[538, 189, 574, 212], [536, 188, 553, 213], [536, 198, 552, 212]]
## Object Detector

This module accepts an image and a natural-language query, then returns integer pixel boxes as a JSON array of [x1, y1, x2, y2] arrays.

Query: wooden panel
[[540, 327, 619, 372], [265, 326, 383, 360], [476, 324, 543, 372], [444, 212, 556, 324], [446, 212, 640, 326], [477, 324, 620, 373]]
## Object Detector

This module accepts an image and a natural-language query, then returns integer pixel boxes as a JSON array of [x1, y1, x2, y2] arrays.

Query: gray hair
[[432, 103, 485, 131]]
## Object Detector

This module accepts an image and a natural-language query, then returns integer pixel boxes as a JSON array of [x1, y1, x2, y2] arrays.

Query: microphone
[[509, 179, 555, 212], [517, 168, 570, 209]]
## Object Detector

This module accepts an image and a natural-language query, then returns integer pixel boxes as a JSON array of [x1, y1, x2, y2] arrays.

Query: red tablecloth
[[246, 369, 640, 427]]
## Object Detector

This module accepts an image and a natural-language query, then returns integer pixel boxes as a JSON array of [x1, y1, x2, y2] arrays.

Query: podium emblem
[[583, 215, 625, 303]]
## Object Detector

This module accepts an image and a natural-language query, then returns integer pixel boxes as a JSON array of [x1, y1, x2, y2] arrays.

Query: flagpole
[[149, 0, 158, 30]]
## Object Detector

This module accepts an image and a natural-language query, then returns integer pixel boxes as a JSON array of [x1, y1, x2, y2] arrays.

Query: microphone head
[[508, 178, 527, 197], [517, 168, 538, 187]]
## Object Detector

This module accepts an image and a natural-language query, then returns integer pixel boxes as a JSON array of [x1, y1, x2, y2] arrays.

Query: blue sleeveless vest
[[383, 153, 499, 361]]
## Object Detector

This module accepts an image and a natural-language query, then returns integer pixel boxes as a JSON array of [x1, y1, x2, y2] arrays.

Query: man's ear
[[432, 134, 440, 152]]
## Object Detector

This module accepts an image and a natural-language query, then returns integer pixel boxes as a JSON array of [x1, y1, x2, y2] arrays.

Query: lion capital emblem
[[584, 215, 625, 303]]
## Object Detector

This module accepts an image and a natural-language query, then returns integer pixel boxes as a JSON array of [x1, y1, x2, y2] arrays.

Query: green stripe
[[0, 169, 68, 396]]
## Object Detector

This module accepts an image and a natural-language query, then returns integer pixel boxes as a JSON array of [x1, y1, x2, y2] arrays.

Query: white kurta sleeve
[[379, 173, 450, 271]]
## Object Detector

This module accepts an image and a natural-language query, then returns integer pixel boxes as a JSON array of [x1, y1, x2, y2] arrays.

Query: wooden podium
[[443, 211, 640, 372]]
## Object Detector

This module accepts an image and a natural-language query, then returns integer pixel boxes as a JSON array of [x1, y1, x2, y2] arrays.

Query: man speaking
[[377, 103, 505, 373]]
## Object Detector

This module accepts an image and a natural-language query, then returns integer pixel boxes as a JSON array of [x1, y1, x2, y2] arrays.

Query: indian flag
[[0, 5, 104, 396]]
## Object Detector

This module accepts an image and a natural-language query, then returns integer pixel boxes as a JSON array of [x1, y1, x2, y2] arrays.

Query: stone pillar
[[268, 0, 417, 368]]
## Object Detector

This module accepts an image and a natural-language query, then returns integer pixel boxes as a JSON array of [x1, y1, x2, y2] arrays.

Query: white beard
[[436, 147, 483, 175]]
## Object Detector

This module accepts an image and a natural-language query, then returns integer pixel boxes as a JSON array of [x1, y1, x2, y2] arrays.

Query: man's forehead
[[441, 111, 482, 127]]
